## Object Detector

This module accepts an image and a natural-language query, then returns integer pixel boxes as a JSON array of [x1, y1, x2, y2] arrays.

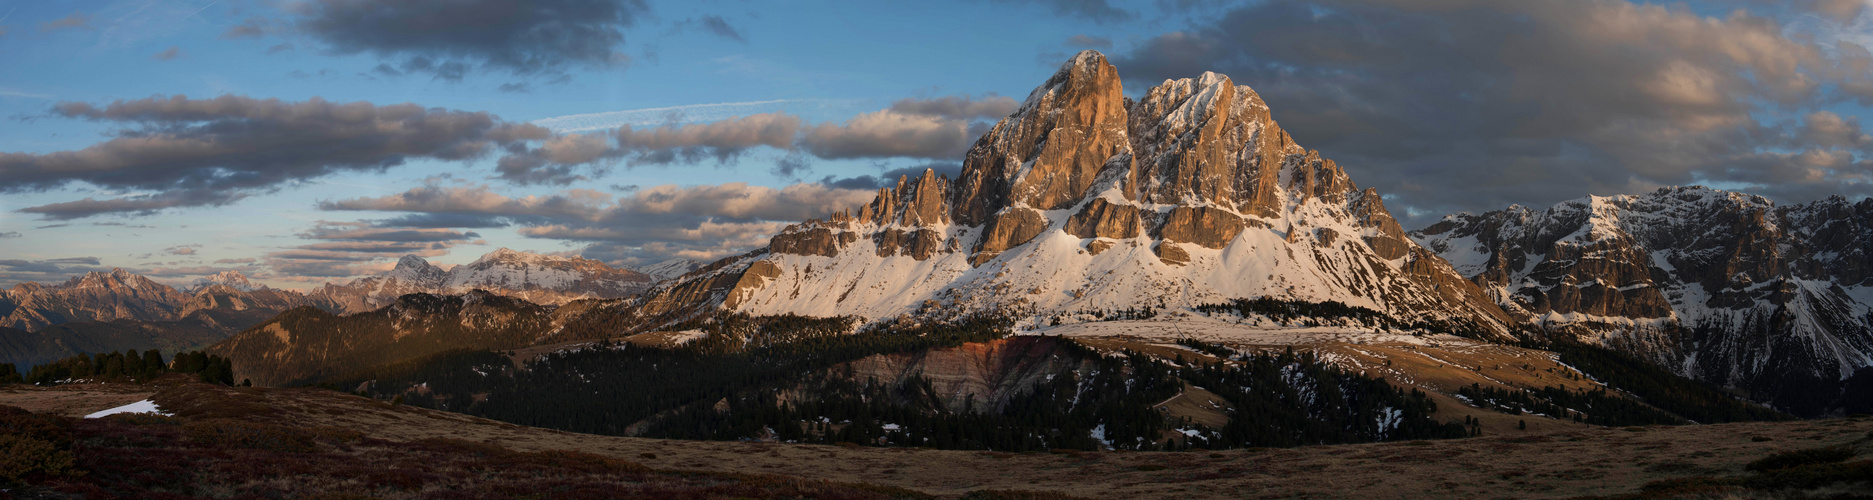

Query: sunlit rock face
[[619, 50, 1519, 341]]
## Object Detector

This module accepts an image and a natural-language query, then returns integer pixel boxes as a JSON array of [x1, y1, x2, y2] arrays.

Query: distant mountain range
[[0, 249, 659, 370], [304, 249, 655, 315]]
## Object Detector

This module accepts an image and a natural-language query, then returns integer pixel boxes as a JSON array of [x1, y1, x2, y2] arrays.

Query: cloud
[[0, 232, 18, 238], [993, 0, 1133, 23], [4, 95, 549, 218], [235, 0, 650, 81], [801, 110, 981, 160], [39, 12, 91, 32], [1065, 34, 1112, 48], [214, 258, 257, 264], [265, 43, 295, 54], [679, 15, 745, 42], [887, 95, 1018, 121], [263, 221, 482, 278], [319, 182, 611, 220], [17, 189, 249, 220], [614, 113, 803, 162], [320, 181, 872, 266], [497, 82, 532, 93], [152, 47, 181, 61], [530, 99, 805, 133], [1112, 0, 1873, 226], [164, 245, 199, 256], [0, 257, 110, 287]]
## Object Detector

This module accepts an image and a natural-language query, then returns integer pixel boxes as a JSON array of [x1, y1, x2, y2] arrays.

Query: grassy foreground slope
[[2, 381, 1869, 499]]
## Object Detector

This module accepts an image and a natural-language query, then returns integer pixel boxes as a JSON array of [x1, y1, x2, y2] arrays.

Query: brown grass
[[7, 381, 1873, 499]]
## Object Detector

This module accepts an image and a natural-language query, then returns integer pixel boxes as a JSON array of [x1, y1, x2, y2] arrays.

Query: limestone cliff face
[[616, 50, 1520, 339], [1412, 186, 1873, 394]]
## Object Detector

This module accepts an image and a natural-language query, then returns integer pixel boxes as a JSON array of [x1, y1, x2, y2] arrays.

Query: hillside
[[206, 291, 556, 386], [2, 381, 1866, 499]]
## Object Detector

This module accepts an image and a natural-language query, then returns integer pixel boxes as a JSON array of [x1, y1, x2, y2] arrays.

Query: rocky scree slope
[[1411, 186, 1873, 396], [614, 51, 1518, 339]]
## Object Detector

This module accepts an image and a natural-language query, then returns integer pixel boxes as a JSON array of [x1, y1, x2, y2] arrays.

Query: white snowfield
[[84, 399, 170, 419]]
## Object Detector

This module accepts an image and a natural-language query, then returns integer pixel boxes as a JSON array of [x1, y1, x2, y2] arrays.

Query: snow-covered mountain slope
[[618, 51, 1519, 340], [185, 270, 265, 294], [1411, 186, 1873, 394], [632, 258, 705, 282], [307, 249, 654, 315]]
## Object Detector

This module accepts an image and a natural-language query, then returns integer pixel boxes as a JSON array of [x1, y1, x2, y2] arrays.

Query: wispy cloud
[[532, 99, 819, 133], [0, 88, 52, 99]]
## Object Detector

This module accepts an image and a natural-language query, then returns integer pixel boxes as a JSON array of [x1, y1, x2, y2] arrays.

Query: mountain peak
[[639, 52, 1518, 339], [188, 270, 262, 293], [386, 255, 447, 287]]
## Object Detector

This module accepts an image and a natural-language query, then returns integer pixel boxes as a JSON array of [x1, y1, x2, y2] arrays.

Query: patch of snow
[[84, 399, 169, 419]]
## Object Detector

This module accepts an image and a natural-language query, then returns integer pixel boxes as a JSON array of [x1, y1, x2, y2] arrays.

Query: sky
[[2, 0, 1872, 290]]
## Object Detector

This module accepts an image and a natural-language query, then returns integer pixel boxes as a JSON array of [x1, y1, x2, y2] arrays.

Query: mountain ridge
[[1410, 185, 1873, 405]]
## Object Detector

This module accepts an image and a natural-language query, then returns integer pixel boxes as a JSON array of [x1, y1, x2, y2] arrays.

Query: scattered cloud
[[151, 46, 181, 61], [993, 0, 1133, 23], [0, 257, 109, 286], [4, 95, 550, 219], [39, 12, 92, 33], [887, 94, 1018, 121], [319, 181, 872, 266], [18, 189, 249, 220], [0, 232, 18, 238], [164, 245, 199, 256], [228, 0, 650, 81], [675, 15, 746, 43], [801, 110, 982, 160], [264, 221, 482, 278], [1065, 34, 1112, 48]]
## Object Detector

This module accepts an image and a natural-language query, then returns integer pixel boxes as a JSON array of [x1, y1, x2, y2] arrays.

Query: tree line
[[17, 350, 238, 386]]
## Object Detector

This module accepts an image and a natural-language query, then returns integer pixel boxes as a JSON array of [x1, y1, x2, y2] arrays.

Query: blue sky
[[4, 0, 1872, 289]]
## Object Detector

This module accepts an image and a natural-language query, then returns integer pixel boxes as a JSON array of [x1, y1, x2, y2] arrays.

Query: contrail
[[184, 1, 218, 20]]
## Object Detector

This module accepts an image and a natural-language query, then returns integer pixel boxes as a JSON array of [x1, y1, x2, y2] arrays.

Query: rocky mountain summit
[[1411, 186, 1873, 398], [1, 269, 196, 331], [620, 51, 1517, 338], [185, 270, 265, 294], [306, 249, 654, 315]]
